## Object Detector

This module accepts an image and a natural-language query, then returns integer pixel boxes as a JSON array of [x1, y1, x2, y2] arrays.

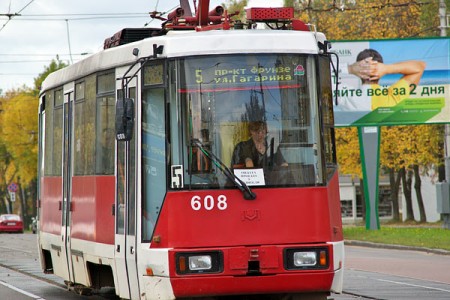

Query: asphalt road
[[1, 233, 450, 300], [335, 245, 450, 300]]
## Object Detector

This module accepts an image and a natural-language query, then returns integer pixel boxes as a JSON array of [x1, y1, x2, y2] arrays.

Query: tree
[[292, 1, 445, 223], [0, 142, 14, 214], [335, 127, 361, 176], [222, 0, 248, 21], [0, 88, 37, 224], [1, 91, 38, 184], [0, 57, 67, 226], [381, 125, 444, 222], [294, 0, 443, 40], [33, 56, 67, 95]]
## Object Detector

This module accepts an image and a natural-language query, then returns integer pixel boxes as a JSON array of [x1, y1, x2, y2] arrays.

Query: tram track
[[0, 260, 382, 300], [0, 244, 36, 255], [3, 235, 450, 300], [0, 261, 67, 289], [338, 291, 385, 300], [0, 262, 441, 300], [0, 258, 382, 300]]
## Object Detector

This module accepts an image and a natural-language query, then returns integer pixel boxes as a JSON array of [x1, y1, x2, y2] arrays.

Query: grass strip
[[343, 226, 450, 251]]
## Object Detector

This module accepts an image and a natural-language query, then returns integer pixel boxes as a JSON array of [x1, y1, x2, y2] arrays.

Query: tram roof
[[41, 29, 323, 93]]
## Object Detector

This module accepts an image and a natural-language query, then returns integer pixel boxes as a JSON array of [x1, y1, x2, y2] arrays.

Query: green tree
[[33, 56, 67, 95], [222, 0, 248, 21]]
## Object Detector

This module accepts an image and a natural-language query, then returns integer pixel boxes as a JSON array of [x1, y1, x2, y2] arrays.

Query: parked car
[[0, 214, 24, 233]]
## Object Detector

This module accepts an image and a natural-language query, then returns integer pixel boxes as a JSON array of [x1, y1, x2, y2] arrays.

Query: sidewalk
[[345, 240, 450, 256]]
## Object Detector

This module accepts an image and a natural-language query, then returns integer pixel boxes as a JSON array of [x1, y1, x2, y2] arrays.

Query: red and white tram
[[37, 1, 344, 299]]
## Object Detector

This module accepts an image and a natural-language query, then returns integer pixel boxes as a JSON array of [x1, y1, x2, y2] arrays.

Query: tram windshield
[[169, 54, 323, 190]]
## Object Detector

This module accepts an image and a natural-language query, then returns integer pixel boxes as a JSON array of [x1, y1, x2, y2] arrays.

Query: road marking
[[378, 279, 450, 293], [0, 280, 46, 299]]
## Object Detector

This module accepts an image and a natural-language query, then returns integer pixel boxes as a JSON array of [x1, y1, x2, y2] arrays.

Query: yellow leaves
[[294, 0, 437, 40], [0, 91, 38, 185], [222, 0, 249, 21], [335, 127, 362, 177], [337, 124, 443, 177], [381, 125, 443, 171]]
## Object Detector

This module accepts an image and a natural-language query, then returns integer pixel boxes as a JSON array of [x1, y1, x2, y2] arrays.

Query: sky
[[0, 0, 281, 95]]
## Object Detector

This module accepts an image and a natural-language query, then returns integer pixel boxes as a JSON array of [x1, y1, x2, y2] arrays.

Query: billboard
[[332, 38, 450, 127]]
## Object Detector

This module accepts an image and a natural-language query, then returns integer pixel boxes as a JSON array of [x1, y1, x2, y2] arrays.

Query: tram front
[[137, 31, 344, 300]]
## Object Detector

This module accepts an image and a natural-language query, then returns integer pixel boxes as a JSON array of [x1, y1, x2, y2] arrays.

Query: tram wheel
[[198, 293, 329, 300], [64, 280, 73, 290], [279, 293, 329, 300], [73, 284, 93, 296]]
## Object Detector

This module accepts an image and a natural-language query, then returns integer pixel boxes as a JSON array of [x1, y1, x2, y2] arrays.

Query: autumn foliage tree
[[290, 0, 446, 222], [0, 57, 67, 225], [0, 88, 37, 218], [292, 0, 444, 40]]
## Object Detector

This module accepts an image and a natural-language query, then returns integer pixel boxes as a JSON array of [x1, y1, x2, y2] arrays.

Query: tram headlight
[[284, 248, 329, 270], [293, 251, 317, 267], [176, 251, 223, 274], [189, 255, 212, 270]]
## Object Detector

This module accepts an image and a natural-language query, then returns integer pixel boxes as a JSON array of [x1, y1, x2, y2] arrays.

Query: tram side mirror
[[115, 98, 134, 141]]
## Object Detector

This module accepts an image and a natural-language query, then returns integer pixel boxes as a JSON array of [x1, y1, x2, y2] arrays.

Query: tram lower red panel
[[168, 242, 337, 297], [71, 176, 115, 244], [171, 272, 334, 297], [40, 175, 115, 245], [40, 176, 62, 235]]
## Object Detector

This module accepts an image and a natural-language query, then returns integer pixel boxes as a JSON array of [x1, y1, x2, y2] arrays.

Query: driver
[[231, 121, 287, 169]]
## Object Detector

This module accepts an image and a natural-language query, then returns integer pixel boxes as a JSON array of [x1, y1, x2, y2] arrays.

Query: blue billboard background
[[332, 37, 450, 126]]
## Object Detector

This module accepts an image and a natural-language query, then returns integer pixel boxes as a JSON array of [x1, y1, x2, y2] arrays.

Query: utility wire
[[0, 53, 89, 56], [65, 19, 73, 64], [145, 5, 179, 27], [145, 0, 160, 27], [0, 0, 34, 32], [4, 15, 150, 21], [0, 60, 61, 63], [15, 12, 148, 17], [295, 0, 433, 13]]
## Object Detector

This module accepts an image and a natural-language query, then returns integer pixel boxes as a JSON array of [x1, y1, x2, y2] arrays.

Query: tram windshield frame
[[148, 54, 328, 191]]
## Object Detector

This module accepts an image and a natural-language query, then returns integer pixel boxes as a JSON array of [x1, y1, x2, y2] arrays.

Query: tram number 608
[[191, 195, 228, 211]]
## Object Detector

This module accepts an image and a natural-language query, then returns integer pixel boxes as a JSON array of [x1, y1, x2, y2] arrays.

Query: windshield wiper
[[191, 139, 256, 200]]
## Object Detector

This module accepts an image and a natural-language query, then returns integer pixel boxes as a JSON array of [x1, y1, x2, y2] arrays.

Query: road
[[0, 233, 449, 299], [336, 245, 450, 300]]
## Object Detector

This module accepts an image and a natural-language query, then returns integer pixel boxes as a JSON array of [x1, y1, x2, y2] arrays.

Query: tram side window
[[142, 86, 166, 242], [52, 89, 63, 176], [44, 91, 54, 176], [74, 76, 96, 175], [318, 56, 337, 180], [95, 71, 115, 175]]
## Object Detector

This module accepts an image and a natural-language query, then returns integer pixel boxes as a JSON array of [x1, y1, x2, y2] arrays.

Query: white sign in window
[[233, 168, 265, 186]]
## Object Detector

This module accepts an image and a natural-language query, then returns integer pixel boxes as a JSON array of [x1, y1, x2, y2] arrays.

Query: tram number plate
[[191, 195, 228, 211]]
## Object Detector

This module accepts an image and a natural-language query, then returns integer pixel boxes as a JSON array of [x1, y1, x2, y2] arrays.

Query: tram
[[37, 1, 344, 299]]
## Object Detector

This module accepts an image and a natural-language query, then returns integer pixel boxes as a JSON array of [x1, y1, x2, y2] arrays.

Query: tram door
[[61, 89, 75, 284], [115, 74, 140, 299]]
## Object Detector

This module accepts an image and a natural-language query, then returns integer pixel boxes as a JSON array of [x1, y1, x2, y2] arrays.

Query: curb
[[344, 240, 450, 256]]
